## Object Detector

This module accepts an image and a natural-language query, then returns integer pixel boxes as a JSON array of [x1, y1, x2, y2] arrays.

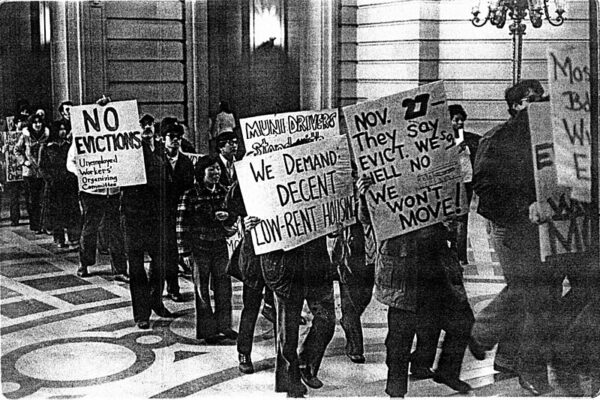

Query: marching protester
[[328, 163, 375, 365], [4, 114, 28, 226], [177, 155, 238, 344], [120, 113, 176, 329], [66, 98, 129, 283], [471, 79, 559, 395], [215, 130, 238, 189], [14, 113, 49, 233], [357, 175, 474, 398], [160, 119, 195, 302], [39, 120, 80, 249]]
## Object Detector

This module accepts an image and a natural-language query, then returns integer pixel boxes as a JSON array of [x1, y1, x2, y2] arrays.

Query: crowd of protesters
[[1, 79, 597, 399]]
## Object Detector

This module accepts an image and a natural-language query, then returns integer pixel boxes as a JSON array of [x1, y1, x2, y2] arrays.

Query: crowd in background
[[0, 82, 598, 398]]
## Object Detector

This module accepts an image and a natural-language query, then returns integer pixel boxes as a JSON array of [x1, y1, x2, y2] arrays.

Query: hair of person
[[48, 121, 68, 142], [16, 98, 31, 114], [218, 101, 231, 113], [161, 122, 184, 138], [216, 131, 236, 149], [58, 101, 73, 113], [15, 114, 29, 125], [504, 79, 545, 107], [194, 154, 221, 184], [448, 104, 468, 120]]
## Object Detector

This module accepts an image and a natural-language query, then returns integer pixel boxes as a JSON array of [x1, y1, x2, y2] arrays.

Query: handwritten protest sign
[[240, 109, 339, 156], [342, 81, 464, 242], [70, 100, 146, 191], [235, 136, 356, 254], [2, 132, 24, 182], [227, 217, 244, 259], [547, 44, 591, 201], [529, 103, 590, 261]]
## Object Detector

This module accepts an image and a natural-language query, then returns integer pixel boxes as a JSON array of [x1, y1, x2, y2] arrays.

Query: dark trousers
[[472, 222, 561, 383], [274, 282, 336, 392], [192, 240, 232, 339], [385, 302, 473, 397], [237, 283, 266, 355], [163, 221, 180, 295], [6, 181, 23, 224], [79, 192, 127, 275], [339, 265, 374, 357], [122, 213, 166, 323], [23, 177, 44, 231]]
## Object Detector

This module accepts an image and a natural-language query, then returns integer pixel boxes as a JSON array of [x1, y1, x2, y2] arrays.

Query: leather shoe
[[154, 308, 176, 318], [411, 366, 435, 380], [286, 382, 307, 398], [433, 372, 472, 393], [220, 328, 238, 340], [137, 321, 150, 329], [347, 354, 365, 364], [468, 337, 488, 360], [113, 273, 130, 284], [76, 266, 89, 277], [299, 366, 323, 389], [238, 353, 254, 374], [166, 292, 184, 302]]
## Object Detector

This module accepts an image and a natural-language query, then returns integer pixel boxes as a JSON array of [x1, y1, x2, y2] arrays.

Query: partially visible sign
[[235, 136, 356, 254], [70, 100, 146, 191], [2, 131, 24, 182], [547, 44, 591, 201], [529, 103, 590, 261], [240, 109, 339, 156], [342, 81, 464, 242], [227, 217, 244, 259], [180, 152, 204, 165]]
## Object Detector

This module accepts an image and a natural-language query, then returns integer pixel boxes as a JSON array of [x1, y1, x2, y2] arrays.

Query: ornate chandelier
[[471, 0, 567, 83]]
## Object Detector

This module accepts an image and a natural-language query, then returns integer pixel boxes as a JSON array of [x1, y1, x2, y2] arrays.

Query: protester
[[178, 121, 196, 153], [160, 120, 195, 302], [39, 120, 80, 248], [214, 131, 238, 189], [210, 101, 236, 152], [471, 79, 559, 395], [15, 113, 49, 233], [66, 97, 129, 282], [177, 155, 238, 344], [56, 100, 73, 130], [120, 114, 176, 329], [328, 165, 375, 364], [357, 174, 474, 398], [448, 104, 480, 264], [4, 114, 28, 226]]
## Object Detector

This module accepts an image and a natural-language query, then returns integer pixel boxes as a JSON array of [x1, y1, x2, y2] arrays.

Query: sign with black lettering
[[227, 217, 244, 259], [235, 136, 355, 254], [547, 44, 591, 201], [240, 109, 339, 156], [2, 131, 24, 182], [342, 81, 464, 241], [529, 103, 590, 261], [70, 100, 146, 191]]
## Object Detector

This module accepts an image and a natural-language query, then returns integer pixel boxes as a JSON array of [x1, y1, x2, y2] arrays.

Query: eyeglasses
[[167, 134, 182, 140], [226, 139, 238, 145]]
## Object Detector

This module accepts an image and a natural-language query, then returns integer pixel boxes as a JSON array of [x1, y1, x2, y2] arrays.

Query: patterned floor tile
[[55, 287, 120, 305], [0, 286, 21, 300], [1, 299, 56, 318], [21, 275, 91, 292], [0, 262, 63, 278]]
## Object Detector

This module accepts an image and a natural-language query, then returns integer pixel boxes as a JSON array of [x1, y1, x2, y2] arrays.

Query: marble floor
[[0, 205, 583, 399]]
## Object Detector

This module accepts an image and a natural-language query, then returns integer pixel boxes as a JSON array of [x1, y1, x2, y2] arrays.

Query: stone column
[[50, 2, 69, 114]]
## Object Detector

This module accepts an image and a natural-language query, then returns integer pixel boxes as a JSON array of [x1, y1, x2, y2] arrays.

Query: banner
[[235, 136, 356, 254], [2, 131, 24, 182], [342, 81, 464, 242], [240, 109, 339, 156], [70, 100, 146, 191], [547, 44, 591, 201], [529, 103, 591, 261]]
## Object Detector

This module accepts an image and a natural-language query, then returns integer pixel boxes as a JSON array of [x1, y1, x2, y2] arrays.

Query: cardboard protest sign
[[227, 217, 244, 259], [342, 81, 464, 242], [240, 109, 339, 156], [2, 131, 24, 182], [547, 44, 591, 201], [529, 103, 591, 261], [235, 136, 356, 254], [70, 100, 146, 191]]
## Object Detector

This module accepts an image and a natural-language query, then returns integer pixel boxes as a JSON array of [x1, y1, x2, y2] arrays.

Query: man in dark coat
[[214, 130, 238, 189], [160, 120, 195, 302]]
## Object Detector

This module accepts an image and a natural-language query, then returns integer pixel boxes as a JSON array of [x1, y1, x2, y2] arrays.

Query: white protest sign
[[227, 217, 244, 259], [181, 151, 204, 165], [235, 136, 356, 254], [70, 100, 146, 191], [342, 81, 464, 242], [240, 109, 339, 156], [547, 44, 591, 201], [529, 103, 591, 261]]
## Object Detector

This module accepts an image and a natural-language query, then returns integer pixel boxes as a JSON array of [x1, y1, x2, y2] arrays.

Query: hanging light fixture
[[471, 0, 567, 83]]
